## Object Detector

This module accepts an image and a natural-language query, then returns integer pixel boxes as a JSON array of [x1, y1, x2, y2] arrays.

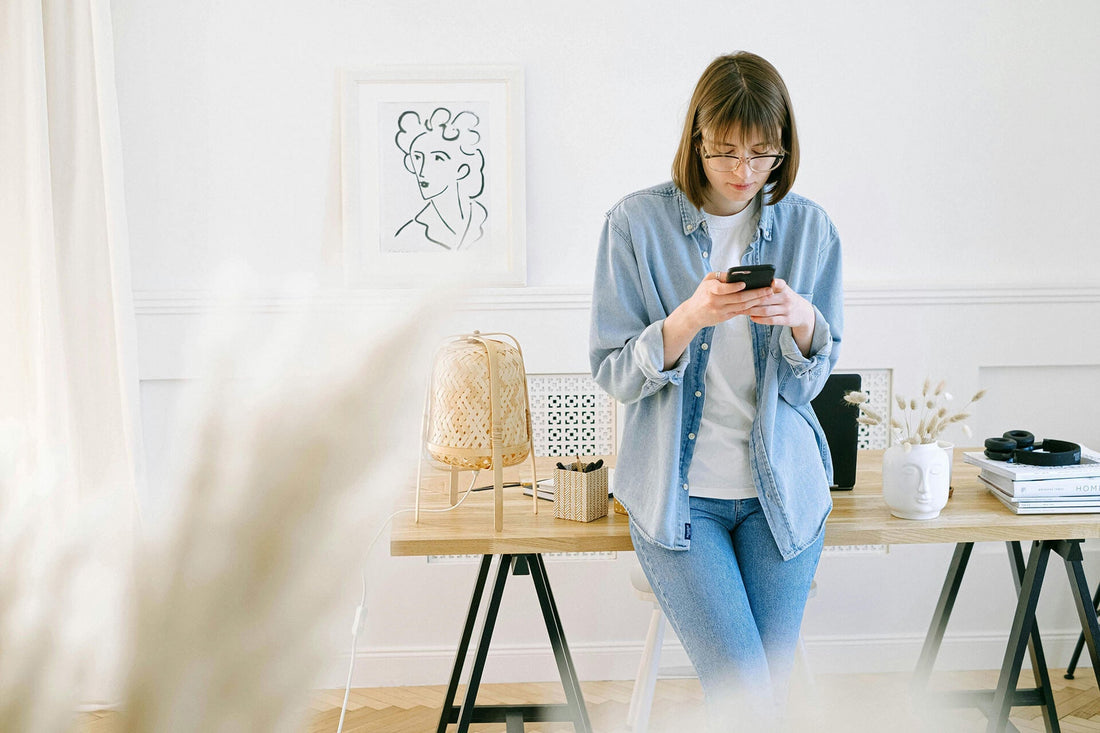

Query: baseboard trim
[[324, 629, 1091, 689]]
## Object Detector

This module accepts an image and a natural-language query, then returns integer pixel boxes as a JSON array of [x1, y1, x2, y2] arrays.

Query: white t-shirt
[[687, 201, 760, 500]]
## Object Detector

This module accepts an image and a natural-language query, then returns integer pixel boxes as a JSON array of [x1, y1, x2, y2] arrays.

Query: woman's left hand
[[746, 278, 817, 356], [744, 278, 813, 328]]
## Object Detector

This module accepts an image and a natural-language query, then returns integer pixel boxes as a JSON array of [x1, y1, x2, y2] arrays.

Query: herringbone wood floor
[[76, 669, 1100, 732]]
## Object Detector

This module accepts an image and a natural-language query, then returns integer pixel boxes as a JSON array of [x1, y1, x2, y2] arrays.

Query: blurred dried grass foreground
[[1, 289, 447, 733]]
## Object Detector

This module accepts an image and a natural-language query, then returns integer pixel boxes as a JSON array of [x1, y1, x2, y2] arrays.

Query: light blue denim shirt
[[589, 182, 843, 560]]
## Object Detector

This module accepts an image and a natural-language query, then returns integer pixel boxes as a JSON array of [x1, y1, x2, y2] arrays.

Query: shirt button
[[700, 343, 709, 350], [688, 433, 696, 440], [702, 251, 709, 258], [695, 391, 702, 397], [682, 483, 689, 491]]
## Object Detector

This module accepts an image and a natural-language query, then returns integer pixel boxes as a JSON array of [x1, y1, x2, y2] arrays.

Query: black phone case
[[726, 265, 775, 290]]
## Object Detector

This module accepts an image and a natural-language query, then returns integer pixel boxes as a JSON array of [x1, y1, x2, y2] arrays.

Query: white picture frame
[[341, 66, 526, 287]]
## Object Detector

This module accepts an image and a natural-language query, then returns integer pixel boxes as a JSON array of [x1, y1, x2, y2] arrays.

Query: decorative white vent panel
[[527, 374, 616, 457], [852, 369, 891, 450]]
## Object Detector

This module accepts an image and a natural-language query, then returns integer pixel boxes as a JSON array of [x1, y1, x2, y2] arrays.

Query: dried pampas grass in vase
[[847, 378, 986, 518], [844, 379, 985, 450]]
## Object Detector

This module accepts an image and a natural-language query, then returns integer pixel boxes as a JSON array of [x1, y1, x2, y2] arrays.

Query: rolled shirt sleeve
[[775, 231, 843, 406], [590, 213, 690, 404]]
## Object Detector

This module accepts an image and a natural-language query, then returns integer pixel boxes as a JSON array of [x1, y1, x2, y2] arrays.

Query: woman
[[589, 52, 843, 727]]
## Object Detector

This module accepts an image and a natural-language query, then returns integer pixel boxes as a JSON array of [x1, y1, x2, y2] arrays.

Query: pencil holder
[[554, 466, 608, 522]]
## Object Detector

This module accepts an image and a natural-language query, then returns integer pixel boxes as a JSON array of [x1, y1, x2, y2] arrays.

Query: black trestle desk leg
[[455, 553, 513, 733], [987, 540, 1052, 733], [1007, 541, 1060, 733], [913, 542, 974, 693], [1063, 570, 1100, 679], [1058, 540, 1100, 691], [437, 554, 494, 733], [529, 553, 593, 733]]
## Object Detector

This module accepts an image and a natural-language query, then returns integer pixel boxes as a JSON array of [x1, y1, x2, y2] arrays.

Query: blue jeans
[[630, 496, 823, 729]]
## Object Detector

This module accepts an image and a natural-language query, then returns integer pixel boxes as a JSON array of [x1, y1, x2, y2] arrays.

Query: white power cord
[[334, 469, 481, 733]]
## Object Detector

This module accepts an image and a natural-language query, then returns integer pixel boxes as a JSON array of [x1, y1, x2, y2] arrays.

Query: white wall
[[114, 0, 1100, 686]]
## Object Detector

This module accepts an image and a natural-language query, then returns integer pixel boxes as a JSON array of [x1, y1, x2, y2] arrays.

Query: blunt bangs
[[701, 94, 785, 153]]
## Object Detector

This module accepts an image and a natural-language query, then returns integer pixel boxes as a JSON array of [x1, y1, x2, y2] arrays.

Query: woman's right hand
[[679, 271, 773, 329], [660, 271, 771, 369]]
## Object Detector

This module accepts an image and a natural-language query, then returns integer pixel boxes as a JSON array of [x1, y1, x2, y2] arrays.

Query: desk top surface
[[390, 451, 1100, 557]]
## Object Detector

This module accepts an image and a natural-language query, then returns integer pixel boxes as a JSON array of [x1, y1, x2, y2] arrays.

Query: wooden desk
[[392, 452, 1100, 733]]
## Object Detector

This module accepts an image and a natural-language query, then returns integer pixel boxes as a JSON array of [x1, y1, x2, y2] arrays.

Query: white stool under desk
[[626, 562, 816, 732]]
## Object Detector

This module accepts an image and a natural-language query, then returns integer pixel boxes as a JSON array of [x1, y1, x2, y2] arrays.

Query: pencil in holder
[[554, 465, 609, 522]]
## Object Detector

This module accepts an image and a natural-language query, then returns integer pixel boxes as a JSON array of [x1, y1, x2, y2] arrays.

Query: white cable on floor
[[334, 469, 481, 733]]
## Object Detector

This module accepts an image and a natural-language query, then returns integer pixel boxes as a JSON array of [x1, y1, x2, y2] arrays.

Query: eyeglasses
[[699, 144, 785, 173]]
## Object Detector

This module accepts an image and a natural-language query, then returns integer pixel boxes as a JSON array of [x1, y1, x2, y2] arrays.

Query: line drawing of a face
[[393, 107, 486, 251], [409, 128, 463, 199]]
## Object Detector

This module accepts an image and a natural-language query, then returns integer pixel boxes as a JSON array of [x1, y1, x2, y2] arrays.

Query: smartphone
[[726, 264, 776, 290]]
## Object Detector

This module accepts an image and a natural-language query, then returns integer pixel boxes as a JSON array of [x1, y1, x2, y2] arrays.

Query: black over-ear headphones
[[984, 430, 1081, 466]]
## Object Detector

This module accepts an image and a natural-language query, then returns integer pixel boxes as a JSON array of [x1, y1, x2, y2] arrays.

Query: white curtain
[[0, 0, 141, 707]]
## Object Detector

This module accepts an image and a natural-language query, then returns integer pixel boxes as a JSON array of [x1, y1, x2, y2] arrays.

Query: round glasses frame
[[699, 144, 785, 173]]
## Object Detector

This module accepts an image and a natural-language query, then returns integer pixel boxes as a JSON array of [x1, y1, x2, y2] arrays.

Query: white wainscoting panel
[[133, 286, 1100, 687]]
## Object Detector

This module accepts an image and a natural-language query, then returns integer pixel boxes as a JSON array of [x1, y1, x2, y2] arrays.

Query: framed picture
[[341, 66, 526, 287]]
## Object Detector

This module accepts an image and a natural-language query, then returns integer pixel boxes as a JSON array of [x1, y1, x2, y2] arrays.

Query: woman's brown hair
[[672, 52, 800, 209]]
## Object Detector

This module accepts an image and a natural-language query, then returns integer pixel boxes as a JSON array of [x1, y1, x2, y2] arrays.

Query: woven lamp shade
[[427, 336, 531, 470]]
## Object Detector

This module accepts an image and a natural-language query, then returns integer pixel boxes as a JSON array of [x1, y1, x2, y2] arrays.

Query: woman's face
[[699, 125, 778, 216], [409, 130, 466, 200]]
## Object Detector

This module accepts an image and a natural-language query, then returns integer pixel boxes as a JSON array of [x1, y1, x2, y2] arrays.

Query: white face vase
[[882, 443, 951, 520]]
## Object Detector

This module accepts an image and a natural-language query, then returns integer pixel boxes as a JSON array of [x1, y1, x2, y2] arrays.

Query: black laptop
[[811, 373, 862, 490]]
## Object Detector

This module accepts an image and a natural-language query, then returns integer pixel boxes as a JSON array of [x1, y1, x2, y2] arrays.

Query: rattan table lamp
[[416, 331, 538, 531]]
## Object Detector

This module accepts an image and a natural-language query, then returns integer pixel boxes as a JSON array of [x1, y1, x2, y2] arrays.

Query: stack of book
[[523, 468, 616, 502], [522, 477, 559, 502], [964, 447, 1100, 514]]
